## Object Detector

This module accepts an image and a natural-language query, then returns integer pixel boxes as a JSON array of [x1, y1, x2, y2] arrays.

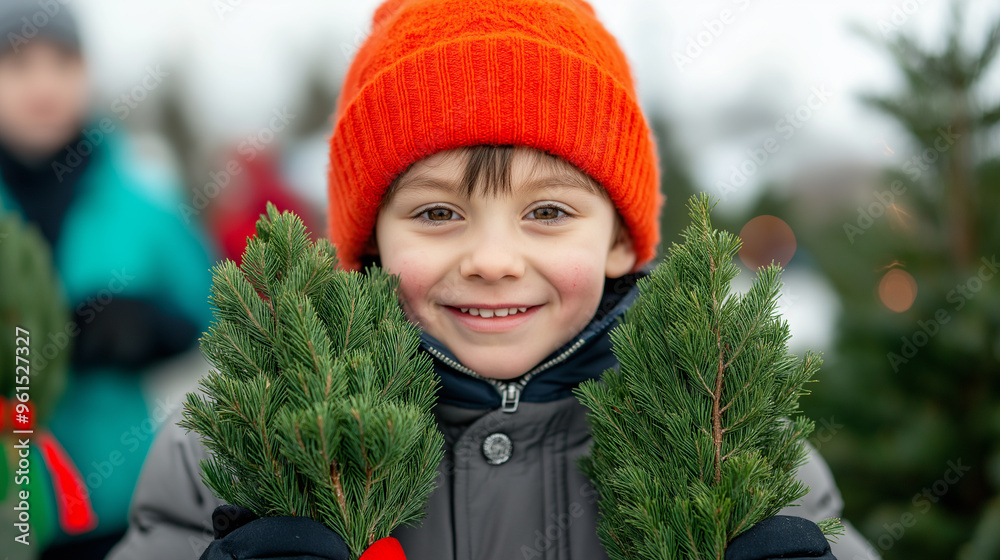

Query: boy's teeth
[[458, 307, 529, 317]]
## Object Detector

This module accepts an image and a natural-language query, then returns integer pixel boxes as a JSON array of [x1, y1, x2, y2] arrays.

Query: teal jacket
[[0, 128, 215, 542]]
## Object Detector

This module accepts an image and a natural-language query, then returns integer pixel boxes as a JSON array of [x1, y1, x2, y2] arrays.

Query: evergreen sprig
[[181, 203, 444, 559], [0, 212, 69, 423], [575, 194, 841, 560]]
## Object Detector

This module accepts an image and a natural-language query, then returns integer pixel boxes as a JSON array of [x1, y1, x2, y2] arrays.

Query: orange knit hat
[[327, 0, 663, 271]]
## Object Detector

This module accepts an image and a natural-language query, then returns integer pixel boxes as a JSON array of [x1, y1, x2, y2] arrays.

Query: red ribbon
[[1, 396, 98, 535], [38, 431, 98, 534]]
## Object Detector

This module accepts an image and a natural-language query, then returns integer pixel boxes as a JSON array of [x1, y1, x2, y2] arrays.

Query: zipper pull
[[500, 383, 522, 413]]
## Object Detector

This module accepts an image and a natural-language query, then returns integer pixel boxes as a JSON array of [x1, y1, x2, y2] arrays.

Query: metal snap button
[[482, 432, 513, 465]]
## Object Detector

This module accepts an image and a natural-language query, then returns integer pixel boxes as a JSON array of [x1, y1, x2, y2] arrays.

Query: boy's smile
[[375, 146, 636, 380], [444, 304, 540, 334]]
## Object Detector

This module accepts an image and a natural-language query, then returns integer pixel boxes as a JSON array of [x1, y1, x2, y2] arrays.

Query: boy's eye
[[527, 206, 568, 221], [420, 207, 457, 221]]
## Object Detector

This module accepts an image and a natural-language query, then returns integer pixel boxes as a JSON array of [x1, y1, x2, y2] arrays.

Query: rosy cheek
[[393, 265, 434, 324], [551, 264, 599, 299]]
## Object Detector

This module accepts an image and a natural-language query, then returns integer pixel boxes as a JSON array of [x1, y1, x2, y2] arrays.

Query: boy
[[108, 1, 878, 558], [0, 1, 214, 557]]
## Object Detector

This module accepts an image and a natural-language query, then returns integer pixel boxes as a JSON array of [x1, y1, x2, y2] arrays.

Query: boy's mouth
[[456, 306, 528, 318], [443, 304, 541, 332]]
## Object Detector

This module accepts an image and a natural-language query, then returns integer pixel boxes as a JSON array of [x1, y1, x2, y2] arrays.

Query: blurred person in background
[[0, 1, 216, 558], [203, 150, 319, 266]]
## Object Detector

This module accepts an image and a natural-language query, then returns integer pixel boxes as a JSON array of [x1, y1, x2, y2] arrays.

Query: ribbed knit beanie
[[0, 0, 81, 55], [327, 0, 663, 271]]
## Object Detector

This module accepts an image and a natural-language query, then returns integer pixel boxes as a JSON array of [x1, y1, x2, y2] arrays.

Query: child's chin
[[459, 353, 535, 381]]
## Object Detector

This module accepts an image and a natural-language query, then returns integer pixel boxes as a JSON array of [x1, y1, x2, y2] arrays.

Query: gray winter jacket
[[107, 274, 880, 560]]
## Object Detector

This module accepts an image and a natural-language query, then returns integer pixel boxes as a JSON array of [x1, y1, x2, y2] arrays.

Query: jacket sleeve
[[106, 409, 222, 560], [781, 444, 881, 560]]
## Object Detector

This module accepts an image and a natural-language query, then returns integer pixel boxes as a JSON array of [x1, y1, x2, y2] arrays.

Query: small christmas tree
[[181, 203, 444, 559], [0, 212, 72, 558], [575, 194, 840, 560]]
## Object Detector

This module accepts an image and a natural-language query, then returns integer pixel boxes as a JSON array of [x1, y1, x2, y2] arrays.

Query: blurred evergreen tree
[[0, 212, 72, 557], [784, 5, 1000, 559], [648, 111, 699, 260]]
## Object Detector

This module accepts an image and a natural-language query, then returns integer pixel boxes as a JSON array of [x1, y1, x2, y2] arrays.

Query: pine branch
[[180, 203, 444, 560], [575, 194, 840, 560]]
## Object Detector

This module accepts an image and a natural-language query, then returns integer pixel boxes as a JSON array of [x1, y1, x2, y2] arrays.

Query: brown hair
[[380, 145, 611, 207], [363, 145, 628, 260]]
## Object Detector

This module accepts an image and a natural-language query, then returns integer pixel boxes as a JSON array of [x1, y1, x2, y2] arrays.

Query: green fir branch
[[575, 194, 839, 560], [180, 203, 444, 560]]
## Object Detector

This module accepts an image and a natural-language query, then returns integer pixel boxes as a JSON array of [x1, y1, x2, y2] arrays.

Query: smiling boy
[[375, 146, 635, 382], [108, 1, 878, 559]]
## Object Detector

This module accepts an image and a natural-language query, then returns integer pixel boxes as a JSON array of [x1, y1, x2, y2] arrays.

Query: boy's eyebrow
[[395, 172, 600, 196], [394, 176, 458, 194], [520, 173, 602, 194]]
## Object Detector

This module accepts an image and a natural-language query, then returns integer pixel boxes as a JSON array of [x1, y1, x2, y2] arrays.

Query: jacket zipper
[[423, 338, 587, 413]]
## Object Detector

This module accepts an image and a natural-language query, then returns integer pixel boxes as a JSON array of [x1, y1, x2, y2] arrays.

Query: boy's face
[[375, 147, 637, 380], [0, 40, 88, 159]]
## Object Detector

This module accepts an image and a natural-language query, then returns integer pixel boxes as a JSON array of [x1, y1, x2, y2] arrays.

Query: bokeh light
[[878, 268, 918, 313], [738, 215, 797, 270]]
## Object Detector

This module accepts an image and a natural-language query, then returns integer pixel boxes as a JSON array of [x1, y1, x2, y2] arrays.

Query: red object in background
[[12, 399, 32, 430], [0, 396, 97, 533], [2, 396, 33, 431], [39, 431, 99, 534], [360, 537, 407, 560], [206, 151, 318, 265]]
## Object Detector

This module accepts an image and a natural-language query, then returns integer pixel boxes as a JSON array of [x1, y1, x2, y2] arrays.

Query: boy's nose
[[459, 232, 526, 282]]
